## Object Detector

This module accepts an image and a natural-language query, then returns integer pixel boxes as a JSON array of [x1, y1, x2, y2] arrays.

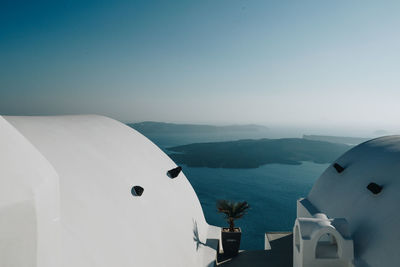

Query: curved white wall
[[0, 116, 60, 267], [308, 136, 400, 267], [1, 115, 217, 267]]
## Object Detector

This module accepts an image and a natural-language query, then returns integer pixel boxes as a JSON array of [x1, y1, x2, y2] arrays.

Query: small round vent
[[131, 186, 144, 196]]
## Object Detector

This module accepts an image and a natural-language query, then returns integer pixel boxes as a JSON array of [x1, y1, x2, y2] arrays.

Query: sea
[[142, 131, 329, 250]]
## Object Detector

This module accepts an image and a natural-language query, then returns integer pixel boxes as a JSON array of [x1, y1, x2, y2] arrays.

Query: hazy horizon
[[129, 120, 396, 138], [1, 1, 399, 134]]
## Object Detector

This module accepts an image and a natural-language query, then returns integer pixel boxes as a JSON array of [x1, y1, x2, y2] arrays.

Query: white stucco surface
[[1, 115, 218, 267], [307, 136, 400, 267], [0, 116, 60, 267]]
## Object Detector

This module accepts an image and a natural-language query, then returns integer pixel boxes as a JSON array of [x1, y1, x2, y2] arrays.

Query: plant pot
[[221, 227, 241, 257]]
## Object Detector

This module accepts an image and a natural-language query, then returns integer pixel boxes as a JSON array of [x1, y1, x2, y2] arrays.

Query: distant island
[[303, 135, 370, 145], [128, 121, 268, 134], [167, 138, 351, 168]]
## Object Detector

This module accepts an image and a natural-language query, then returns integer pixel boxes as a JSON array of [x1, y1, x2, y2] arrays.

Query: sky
[[1, 0, 400, 134]]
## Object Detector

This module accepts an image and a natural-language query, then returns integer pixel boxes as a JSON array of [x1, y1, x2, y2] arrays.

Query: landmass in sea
[[167, 138, 351, 168], [128, 122, 374, 169]]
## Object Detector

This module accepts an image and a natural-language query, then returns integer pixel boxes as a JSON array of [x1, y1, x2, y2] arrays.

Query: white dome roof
[[0, 115, 218, 267], [308, 136, 400, 267]]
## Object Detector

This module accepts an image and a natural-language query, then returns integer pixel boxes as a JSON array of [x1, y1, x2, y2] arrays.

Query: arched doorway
[[315, 233, 338, 258]]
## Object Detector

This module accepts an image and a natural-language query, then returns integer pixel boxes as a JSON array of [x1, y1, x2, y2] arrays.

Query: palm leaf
[[217, 200, 250, 230]]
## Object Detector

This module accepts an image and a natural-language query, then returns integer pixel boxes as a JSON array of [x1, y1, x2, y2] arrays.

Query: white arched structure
[[296, 136, 400, 267], [0, 115, 219, 267], [293, 213, 354, 267]]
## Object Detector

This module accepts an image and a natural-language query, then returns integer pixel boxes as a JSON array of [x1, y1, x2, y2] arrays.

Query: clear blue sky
[[1, 0, 399, 132]]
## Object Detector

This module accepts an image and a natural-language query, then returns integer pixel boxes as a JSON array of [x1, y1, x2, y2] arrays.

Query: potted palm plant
[[217, 200, 250, 256]]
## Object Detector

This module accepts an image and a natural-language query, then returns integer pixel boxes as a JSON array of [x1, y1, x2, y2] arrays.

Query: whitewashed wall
[[0, 116, 60, 267]]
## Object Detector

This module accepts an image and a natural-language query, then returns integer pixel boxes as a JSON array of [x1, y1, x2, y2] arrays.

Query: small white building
[[294, 212, 354, 267]]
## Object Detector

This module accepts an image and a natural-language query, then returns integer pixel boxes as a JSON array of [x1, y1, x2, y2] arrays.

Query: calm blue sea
[[182, 162, 327, 249], [144, 132, 328, 250]]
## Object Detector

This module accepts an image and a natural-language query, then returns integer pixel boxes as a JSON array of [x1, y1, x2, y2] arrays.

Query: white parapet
[[293, 211, 354, 267]]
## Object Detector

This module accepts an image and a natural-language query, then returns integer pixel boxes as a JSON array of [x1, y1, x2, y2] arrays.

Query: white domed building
[[294, 136, 400, 267], [0, 115, 219, 267]]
